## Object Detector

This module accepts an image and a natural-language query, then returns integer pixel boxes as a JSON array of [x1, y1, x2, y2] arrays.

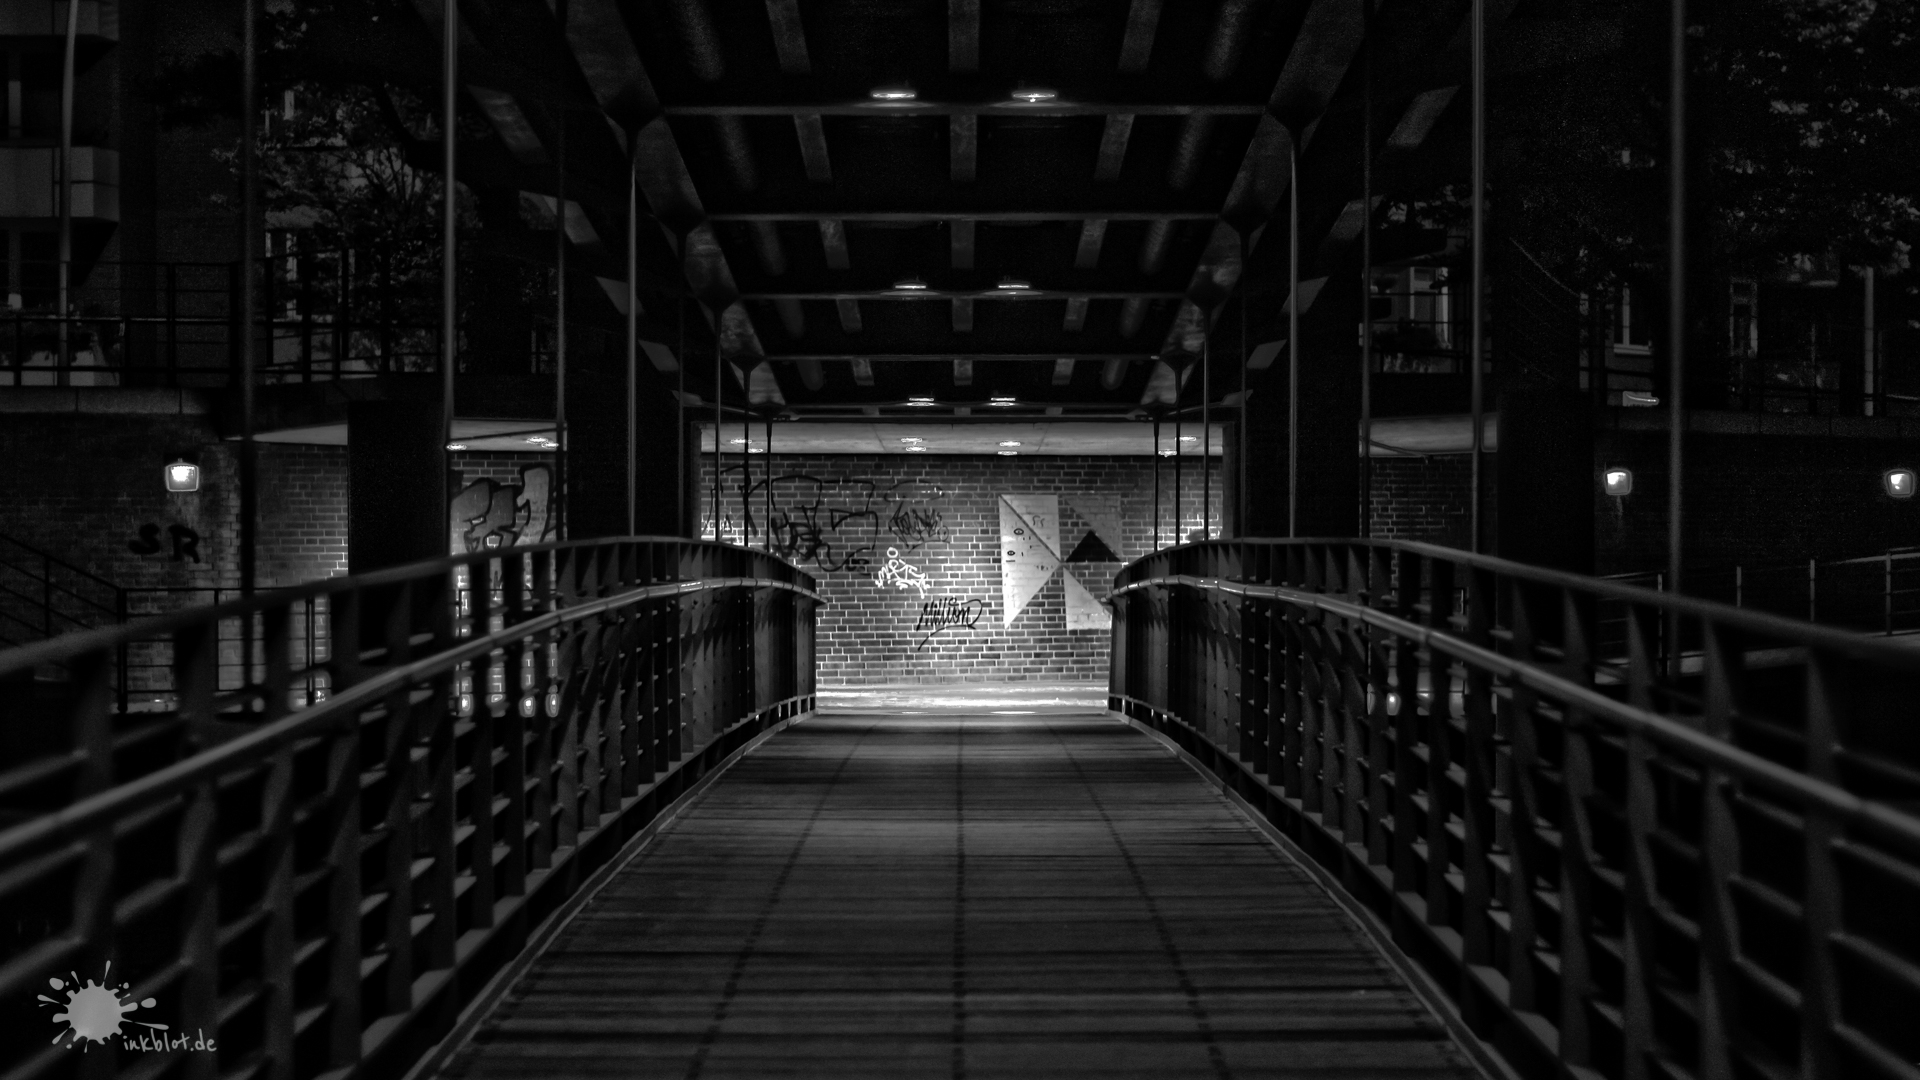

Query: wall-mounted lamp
[[1886, 468, 1915, 499], [164, 457, 200, 493], [1603, 467, 1633, 496]]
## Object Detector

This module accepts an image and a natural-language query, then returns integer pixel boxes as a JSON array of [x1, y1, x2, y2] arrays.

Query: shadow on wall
[[450, 464, 554, 553]]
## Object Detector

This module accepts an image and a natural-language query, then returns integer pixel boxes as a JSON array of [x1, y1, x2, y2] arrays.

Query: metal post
[[554, 114, 568, 540], [1239, 236, 1248, 538], [56, 0, 78, 384], [1735, 565, 1743, 608], [240, 0, 258, 598], [1174, 385, 1183, 544], [765, 414, 773, 553], [712, 339, 722, 541], [1469, 0, 1485, 554], [1863, 266, 1876, 417], [677, 298, 686, 536], [1202, 333, 1211, 541], [1808, 557, 1817, 623], [740, 410, 750, 545], [626, 154, 637, 536], [1666, 0, 1687, 664], [1153, 416, 1161, 550], [1288, 142, 1300, 538], [440, 0, 458, 525], [1359, 0, 1374, 539], [1885, 551, 1893, 635]]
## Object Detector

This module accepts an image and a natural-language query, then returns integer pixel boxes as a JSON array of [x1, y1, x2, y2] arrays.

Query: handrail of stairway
[[1106, 537, 1920, 1080], [0, 535, 820, 1080]]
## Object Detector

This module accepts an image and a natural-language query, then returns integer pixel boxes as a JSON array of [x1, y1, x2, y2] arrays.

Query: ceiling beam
[[952, 298, 974, 332], [1093, 115, 1134, 182], [1074, 220, 1108, 269], [835, 298, 863, 332], [951, 220, 976, 269], [818, 220, 851, 268], [949, 115, 977, 183], [1118, 0, 1162, 73], [710, 210, 1220, 223], [950, 0, 980, 73], [1052, 359, 1076, 386], [765, 0, 810, 75], [766, 353, 1152, 363], [1063, 298, 1088, 331], [953, 358, 973, 386], [741, 289, 1186, 302], [793, 114, 833, 181], [662, 101, 1267, 117]]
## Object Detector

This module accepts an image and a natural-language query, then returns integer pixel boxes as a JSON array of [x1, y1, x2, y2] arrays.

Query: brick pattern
[[258, 445, 349, 586], [697, 454, 1222, 686], [1368, 457, 1478, 549]]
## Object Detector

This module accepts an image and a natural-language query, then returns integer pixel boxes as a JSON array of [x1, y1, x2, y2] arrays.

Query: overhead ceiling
[[698, 420, 1228, 456], [370, 0, 1543, 423]]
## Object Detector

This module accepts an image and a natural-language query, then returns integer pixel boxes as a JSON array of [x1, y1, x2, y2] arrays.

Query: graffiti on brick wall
[[706, 468, 951, 573], [914, 596, 986, 651], [873, 547, 930, 598], [450, 465, 554, 553], [128, 523, 203, 562]]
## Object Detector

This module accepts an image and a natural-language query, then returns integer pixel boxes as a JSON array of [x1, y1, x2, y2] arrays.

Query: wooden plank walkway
[[437, 704, 1482, 1080]]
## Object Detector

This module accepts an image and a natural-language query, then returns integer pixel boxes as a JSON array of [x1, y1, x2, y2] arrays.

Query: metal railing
[[1109, 538, 1920, 1080], [0, 536, 817, 1080], [1608, 547, 1920, 637]]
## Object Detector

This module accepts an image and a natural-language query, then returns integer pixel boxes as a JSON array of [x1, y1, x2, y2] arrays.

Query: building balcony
[[0, 145, 118, 221], [0, 1, 117, 41]]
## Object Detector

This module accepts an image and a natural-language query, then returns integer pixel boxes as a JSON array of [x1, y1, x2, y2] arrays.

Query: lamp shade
[[164, 461, 200, 493], [1603, 467, 1633, 497]]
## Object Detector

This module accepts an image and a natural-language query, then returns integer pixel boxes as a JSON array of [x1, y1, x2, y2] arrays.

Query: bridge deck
[[437, 695, 1480, 1080]]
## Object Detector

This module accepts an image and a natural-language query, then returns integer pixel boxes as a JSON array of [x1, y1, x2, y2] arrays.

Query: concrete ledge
[[0, 387, 213, 415]]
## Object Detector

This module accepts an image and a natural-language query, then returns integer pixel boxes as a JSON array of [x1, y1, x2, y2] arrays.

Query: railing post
[[1809, 556, 1817, 623], [1885, 551, 1893, 635], [1799, 655, 1844, 1079]]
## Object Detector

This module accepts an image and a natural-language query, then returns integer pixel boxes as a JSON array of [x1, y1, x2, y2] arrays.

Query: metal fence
[[1109, 538, 1920, 1080], [0, 536, 817, 1080], [1608, 547, 1920, 637]]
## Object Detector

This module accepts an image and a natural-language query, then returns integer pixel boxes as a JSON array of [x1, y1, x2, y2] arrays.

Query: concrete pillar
[[1494, 386, 1593, 573], [348, 399, 447, 573]]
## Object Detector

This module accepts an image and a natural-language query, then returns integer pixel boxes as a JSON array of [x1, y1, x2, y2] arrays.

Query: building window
[[1613, 286, 1651, 354], [1729, 277, 1758, 358]]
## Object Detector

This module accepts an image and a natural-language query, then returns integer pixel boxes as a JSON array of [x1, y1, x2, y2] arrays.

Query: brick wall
[[698, 453, 1221, 685], [258, 445, 349, 586], [1369, 456, 1476, 548]]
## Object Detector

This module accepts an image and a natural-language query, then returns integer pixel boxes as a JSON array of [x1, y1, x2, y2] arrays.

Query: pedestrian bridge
[[3, 537, 1918, 1080]]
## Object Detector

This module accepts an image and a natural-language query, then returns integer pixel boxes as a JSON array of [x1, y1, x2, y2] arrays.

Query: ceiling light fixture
[[1158, 449, 1176, 457], [997, 450, 1019, 456], [446, 443, 467, 451], [729, 437, 748, 444], [892, 277, 929, 291], [869, 85, 917, 101], [1010, 87, 1057, 103], [1178, 435, 1198, 443], [905, 446, 929, 453], [906, 396, 936, 407], [998, 441, 1021, 447], [996, 277, 1031, 290], [988, 395, 1016, 406], [899, 436, 924, 444]]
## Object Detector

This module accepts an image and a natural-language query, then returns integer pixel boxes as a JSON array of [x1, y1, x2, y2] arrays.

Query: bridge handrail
[[0, 535, 819, 1080], [1108, 537, 1920, 1080]]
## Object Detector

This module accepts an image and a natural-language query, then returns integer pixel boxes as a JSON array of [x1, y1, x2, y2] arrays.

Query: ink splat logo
[[40, 963, 216, 1053]]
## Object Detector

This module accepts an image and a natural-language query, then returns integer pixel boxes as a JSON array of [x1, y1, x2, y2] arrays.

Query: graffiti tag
[[874, 547, 930, 598], [914, 596, 986, 651], [708, 468, 951, 572], [450, 465, 553, 554], [128, 523, 202, 563]]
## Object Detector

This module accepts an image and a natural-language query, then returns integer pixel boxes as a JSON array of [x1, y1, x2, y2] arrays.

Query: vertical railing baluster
[[1423, 559, 1455, 931], [1497, 578, 1541, 1019], [176, 775, 220, 1080], [1555, 588, 1599, 1073], [1389, 549, 1423, 895], [1799, 654, 1844, 1080], [1696, 622, 1744, 1080], [1620, 602, 1663, 1080], [1460, 566, 1497, 980]]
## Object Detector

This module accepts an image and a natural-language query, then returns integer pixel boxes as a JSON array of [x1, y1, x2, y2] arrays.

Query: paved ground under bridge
[[433, 686, 1484, 1080]]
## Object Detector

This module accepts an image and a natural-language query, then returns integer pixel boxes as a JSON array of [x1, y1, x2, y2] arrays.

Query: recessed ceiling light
[[1010, 87, 1057, 103], [870, 85, 917, 101], [899, 436, 924, 444], [988, 395, 1016, 406], [893, 276, 929, 290], [748, 447, 765, 454], [729, 437, 748, 444], [905, 446, 928, 452], [1178, 435, 1198, 442], [906, 396, 936, 406], [526, 435, 556, 446], [997, 450, 1019, 456], [446, 443, 467, 451], [998, 440, 1021, 447], [996, 277, 1031, 290], [1158, 449, 1176, 457]]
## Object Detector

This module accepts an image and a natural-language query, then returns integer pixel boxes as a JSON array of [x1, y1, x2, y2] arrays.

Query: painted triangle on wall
[[1062, 568, 1111, 631], [1066, 495, 1127, 561], [1064, 531, 1120, 564], [999, 495, 1062, 628], [1000, 493, 1061, 560]]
